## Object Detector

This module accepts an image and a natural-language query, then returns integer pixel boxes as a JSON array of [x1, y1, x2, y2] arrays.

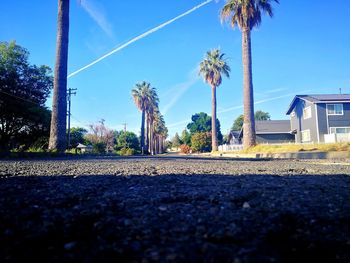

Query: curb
[[213, 151, 350, 160]]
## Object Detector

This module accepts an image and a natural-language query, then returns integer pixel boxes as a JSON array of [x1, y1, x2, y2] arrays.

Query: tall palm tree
[[132, 81, 156, 154], [49, 0, 70, 152], [221, 0, 279, 148], [199, 48, 230, 151], [146, 93, 159, 155]]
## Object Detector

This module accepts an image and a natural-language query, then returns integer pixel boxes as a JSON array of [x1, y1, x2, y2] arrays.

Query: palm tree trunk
[[141, 110, 145, 154], [49, 0, 70, 152], [242, 28, 256, 149], [211, 85, 218, 151], [145, 116, 149, 153]]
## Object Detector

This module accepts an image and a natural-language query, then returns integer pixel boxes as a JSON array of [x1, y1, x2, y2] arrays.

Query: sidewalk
[[212, 151, 350, 160]]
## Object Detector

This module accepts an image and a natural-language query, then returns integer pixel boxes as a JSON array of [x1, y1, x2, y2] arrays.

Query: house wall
[[316, 104, 328, 142], [291, 100, 318, 143], [256, 133, 295, 144], [317, 102, 350, 142]]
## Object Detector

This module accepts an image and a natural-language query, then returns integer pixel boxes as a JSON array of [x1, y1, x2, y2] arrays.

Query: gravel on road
[[0, 156, 350, 262]]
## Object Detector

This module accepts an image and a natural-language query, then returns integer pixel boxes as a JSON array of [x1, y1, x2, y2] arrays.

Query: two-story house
[[286, 94, 350, 143]]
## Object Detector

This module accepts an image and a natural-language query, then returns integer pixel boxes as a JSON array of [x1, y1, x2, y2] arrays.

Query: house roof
[[239, 120, 291, 138], [255, 120, 291, 134], [286, 94, 350, 114]]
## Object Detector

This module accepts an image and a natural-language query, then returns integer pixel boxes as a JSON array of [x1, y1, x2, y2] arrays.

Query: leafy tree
[[69, 127, 87, 147], [231, 110, 271, 131], [49, 0, 70, 152], [199, 48, 230, 151], [191, 132, 212, 152], [221, 0, 279, 148], [187, 112, 212, 133], [115, 131, 140, 151], [85, 120, 114, 153], [181, 129, 191, 146], [171, 132, 182, 149], [0, 41, 53, 151], [255, 110, 271, 121], [186, 113, 223, 144], [231, 115, 244, 131]]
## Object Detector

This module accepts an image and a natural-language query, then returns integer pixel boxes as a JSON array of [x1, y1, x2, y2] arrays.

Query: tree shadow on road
[[1, 173, 349, 262]]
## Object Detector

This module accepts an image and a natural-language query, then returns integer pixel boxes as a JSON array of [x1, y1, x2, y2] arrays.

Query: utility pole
[[67, 88, 77, 148], [122, 123, 127, 148], [122, 123, 127, 133]]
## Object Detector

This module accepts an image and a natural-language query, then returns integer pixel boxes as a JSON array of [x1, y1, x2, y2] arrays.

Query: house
[[227, 130, 241, 145], [76, 143, 93, 153], [286, 94, 350, 143], [239, 120, 294, 144]]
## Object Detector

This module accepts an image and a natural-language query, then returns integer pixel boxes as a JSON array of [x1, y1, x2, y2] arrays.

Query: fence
[[218, 144, 244, 152], [324, 133, 350, 143]]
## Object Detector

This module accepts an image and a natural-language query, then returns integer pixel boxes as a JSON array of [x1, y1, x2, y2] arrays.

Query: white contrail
[[68, 0, 214, 78], [81, 0, 114, 38]]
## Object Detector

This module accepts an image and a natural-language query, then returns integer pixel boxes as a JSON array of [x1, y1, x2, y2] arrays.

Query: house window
[[329, 127, 350, 134], [301, 129, 311, 142], [303, 106, 312, 119], [327, 104, 343, 115], [291, 111, 295, 117]]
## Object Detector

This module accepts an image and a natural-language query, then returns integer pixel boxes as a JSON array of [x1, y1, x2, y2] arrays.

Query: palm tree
[[221, 0, 279, 148], [49, 0, 70, 152], [199, 48, 230, 151], [146, 92, 159, 155], [132, 81, 157, 154]]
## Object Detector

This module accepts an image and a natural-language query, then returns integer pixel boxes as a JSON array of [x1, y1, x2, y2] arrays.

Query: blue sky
[[1, 0, 349, 137]]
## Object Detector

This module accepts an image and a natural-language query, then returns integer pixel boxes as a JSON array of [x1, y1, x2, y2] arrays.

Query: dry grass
[[237, 142, 350, 154]]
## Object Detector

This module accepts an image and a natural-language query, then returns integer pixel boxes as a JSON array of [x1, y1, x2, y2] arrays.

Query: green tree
[[191, 132, 211, 152], [199, 48, 230, 151], [0, 41, 53, 151], [181, 129, 191, 146], [255, 110, 271, 121], [49, 0, 70, 152], [115, 131, 140, 151], [171, 132, 182, 149], [68, 127, 87, 147], [231, 110, 271, 131], [187, 112, 223, 144], [221, 0, 279, 148], [231, 114, 244, 131]]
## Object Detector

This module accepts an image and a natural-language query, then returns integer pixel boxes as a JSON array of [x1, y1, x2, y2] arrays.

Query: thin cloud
[[167, 119, 190, 128], [68, 0, 214, 78], [161, 68, 199, 115], [81, 0, 114, 38], [218, 93, 297, 114]]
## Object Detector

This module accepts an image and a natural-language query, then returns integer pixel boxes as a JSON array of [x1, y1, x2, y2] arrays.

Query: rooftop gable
[[286, 94, 350, 115]]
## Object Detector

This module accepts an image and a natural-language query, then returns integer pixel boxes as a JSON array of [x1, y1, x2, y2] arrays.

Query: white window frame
[[301, 129, 311, 143], [303, 106, 312, 120], [327, 104, 343, 116], [329, 127, 350, 134], [291, 111, 295, 117]]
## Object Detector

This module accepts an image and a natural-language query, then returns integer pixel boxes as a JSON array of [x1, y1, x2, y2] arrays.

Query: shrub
[[119, 147, 135, 156], [92, 142, 106, 154], [191, 132, 211, 152], [180, 144, 191, 154]]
